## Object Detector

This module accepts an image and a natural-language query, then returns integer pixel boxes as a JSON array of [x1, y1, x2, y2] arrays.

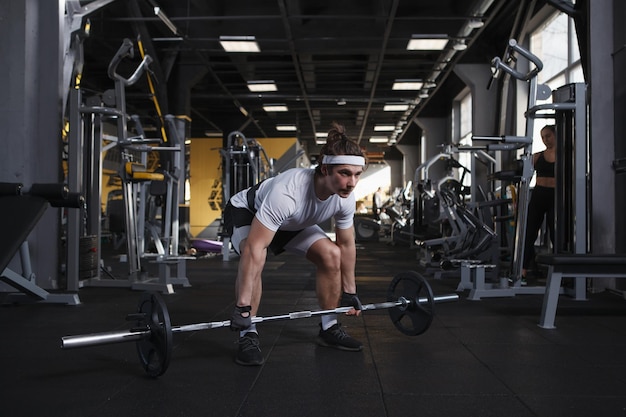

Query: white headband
[[321, 155, 366, 166]]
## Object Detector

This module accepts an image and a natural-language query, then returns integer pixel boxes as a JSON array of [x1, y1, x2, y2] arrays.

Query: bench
[[1, 183, 83, 304], [537, 253, 626, 329]]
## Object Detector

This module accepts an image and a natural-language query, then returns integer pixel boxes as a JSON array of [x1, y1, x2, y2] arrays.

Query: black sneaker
[[317, 323, 363, 352], [235, 332, 264, 366]]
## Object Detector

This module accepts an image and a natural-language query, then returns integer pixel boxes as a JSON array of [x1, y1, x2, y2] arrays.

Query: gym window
[[451, 90, 472, 190], [528, 8, 584, 152]]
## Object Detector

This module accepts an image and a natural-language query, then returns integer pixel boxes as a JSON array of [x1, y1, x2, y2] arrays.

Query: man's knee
[[308, 240, 341, 271]]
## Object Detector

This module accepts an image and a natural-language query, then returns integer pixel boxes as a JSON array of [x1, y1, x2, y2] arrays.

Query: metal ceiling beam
[[277, 0, 317, 138], [356, 0, 399, 144]]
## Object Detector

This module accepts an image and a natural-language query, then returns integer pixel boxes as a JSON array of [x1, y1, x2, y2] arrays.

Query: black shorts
[[223, 201, 303, 255]]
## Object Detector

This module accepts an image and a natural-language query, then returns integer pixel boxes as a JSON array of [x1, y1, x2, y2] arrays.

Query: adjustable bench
[[0, 183, 82, 304], [537, 253, 626, 329]]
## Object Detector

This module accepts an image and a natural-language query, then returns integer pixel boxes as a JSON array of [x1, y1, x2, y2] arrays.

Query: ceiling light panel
[[392, 80, 423, 90], [247, 81, 277, 92], [276, 125, 297, 131], [369, 137, 389, 143], [374, 125, 395, 131], [219, 36, 260, 52], [383, 103, 409, 111], [263, 104, 288, 112], [407, 35, 449, 51]]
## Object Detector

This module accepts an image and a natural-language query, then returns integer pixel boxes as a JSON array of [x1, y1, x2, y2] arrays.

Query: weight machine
[[413, 146, 509, 283], [219, 131, 274, 261], [67, 38, 191, 294], [457, 39, 587, 300], [354, 183, 413, 245]]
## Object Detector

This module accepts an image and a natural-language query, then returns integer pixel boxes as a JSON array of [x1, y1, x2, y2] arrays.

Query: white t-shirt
[[229, 168, 355, 232]]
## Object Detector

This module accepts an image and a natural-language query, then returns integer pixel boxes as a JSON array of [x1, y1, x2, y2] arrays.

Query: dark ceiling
[[70, 0, 533, 159]]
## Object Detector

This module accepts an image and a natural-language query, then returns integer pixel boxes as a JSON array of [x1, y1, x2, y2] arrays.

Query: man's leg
[[232, 233, 265, 366], [306, 238, 362, 351], [235, 237, 264, 317], [306, 238, 342, 310]]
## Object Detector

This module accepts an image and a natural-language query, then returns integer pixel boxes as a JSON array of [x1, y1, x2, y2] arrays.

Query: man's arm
[[236, 217, 276, 308], [335, 225, 357, 293]]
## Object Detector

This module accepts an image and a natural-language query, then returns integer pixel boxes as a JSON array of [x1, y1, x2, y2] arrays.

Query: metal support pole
[[67, 88, 82, 291]]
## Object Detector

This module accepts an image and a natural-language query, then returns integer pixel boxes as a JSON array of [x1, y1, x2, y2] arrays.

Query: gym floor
[[1, 241, 625, 417]]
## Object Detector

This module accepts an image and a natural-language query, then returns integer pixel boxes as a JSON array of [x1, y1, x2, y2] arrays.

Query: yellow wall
[[188, 137, 297, 238], [255, 137, 297, 164]]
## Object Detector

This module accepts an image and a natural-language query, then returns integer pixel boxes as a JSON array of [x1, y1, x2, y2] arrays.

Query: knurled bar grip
[[174, 299, 410, 333], [61, 293, 458, 350]]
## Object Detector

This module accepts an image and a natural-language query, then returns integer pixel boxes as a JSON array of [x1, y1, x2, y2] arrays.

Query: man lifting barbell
[[60, 126, 462, 377], [223, 122, 367, 365]]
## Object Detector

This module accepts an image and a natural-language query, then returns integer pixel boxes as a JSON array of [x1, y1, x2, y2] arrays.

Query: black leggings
[[523, 186, 554, 269]]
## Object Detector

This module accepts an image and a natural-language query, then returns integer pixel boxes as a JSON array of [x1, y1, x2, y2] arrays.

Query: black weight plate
[[135, 292, 173, 377], [387, 271, 434, 336]]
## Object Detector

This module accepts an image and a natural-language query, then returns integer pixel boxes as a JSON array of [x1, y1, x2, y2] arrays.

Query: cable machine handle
[[489, 39, 544, 84], [107, 38, 153, 86]]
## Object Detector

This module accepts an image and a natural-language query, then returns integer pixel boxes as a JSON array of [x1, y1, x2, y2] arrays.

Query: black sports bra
[[535, 152, 554, 178]]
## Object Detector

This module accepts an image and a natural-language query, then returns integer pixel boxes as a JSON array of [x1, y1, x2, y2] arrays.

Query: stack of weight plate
[[79, 235, 99, 279]]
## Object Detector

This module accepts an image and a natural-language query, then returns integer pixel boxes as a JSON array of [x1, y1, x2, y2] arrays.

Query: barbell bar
[[62, 294, 458, 350], [61, 271, 459, 377]]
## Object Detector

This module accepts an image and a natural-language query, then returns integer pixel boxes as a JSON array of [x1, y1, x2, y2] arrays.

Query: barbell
[[61, 271, 458, 377]]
